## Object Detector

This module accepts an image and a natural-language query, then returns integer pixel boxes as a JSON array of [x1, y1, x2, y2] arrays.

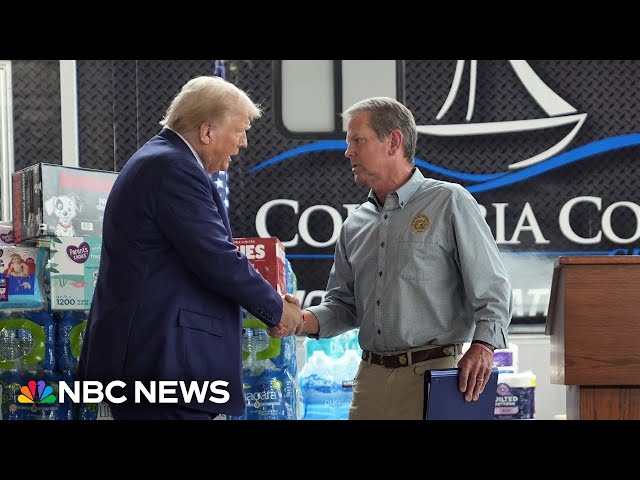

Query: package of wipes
[[48, 236, 101, 310]]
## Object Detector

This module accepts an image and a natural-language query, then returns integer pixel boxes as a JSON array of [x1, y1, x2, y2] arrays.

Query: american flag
[[211, 60, 230, 213]]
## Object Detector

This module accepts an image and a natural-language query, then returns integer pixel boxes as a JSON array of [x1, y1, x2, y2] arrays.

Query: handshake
[[268, 293, 307, 338]]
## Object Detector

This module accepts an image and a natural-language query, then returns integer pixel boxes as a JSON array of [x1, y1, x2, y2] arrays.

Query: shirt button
[[379, 271, 382, 277], [377, 329, 381, 335], [384, 214, 388, 220], [376, 299, 380, 306], [380, 242, 385, 247]]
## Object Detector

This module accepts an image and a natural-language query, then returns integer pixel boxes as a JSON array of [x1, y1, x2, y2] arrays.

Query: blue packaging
[[298, 350, 361, 420], [299, 374, 353, 420], [55, 310, 88, 373], [0, 310, 55, 372], [304, 328, 362, 360], [0, 246, 47, 311], [243, 368, 293, 420]]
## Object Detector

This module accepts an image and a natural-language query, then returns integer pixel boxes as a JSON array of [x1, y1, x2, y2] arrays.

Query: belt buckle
[[379, 354, 393, 368]]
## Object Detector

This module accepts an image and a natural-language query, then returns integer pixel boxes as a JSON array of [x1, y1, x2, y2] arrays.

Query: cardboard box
[[12, 163, 118, 244], [233, 237, 286, 295]]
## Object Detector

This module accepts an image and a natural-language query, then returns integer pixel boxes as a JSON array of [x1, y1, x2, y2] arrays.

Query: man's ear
[[200, 123, 212, 144], [388, 129, 403, 156]]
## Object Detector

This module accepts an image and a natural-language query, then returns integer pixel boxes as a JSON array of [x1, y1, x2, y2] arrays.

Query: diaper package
[[0, 243, 47, 311]]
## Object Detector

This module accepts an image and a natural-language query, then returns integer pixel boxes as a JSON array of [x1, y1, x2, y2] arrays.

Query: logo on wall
[[249, 60, 640, 194], [417, 60, 587, 171]]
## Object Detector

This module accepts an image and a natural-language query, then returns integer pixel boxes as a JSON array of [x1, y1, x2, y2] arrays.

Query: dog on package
[[44, 193, 83, 237]]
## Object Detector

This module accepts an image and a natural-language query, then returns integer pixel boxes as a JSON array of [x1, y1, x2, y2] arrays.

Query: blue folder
[[423, 367, 499, 420]]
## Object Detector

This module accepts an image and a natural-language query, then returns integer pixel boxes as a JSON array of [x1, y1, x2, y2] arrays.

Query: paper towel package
[[493, 343, 519, 373], [462, 342, 519, 373], [494, 370, 536, 419]]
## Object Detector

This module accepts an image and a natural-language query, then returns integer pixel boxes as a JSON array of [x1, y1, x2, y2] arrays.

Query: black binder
[[423, 367, 499, 420]]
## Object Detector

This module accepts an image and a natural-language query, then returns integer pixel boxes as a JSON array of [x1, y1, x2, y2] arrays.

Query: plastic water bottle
[[0, 329, 7, 362], [243, 328, 271, 374], [18, 328, 33, 362], [0, 329, 20, 365]]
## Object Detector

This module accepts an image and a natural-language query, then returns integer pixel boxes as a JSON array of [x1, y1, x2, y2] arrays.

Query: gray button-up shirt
[[307, 168, 512, 353]]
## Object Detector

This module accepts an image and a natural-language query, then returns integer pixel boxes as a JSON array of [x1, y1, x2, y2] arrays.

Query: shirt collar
[[167, 127, 205, 171], [367, 167, 424, 209]]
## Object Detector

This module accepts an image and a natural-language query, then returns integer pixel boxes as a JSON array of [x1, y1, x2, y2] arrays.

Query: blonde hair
[[160, 76, 262, 134]]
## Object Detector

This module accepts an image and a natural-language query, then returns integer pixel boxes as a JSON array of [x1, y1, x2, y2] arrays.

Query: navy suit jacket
[[76, 128, 283, 415]]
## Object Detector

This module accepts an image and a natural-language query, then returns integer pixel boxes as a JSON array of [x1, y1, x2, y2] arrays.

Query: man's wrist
[[299, 311, 307, 334], [301, 310, 320, 337], [471, 340, 495, 354]]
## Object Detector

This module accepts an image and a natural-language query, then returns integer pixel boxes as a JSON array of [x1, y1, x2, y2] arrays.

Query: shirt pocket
[[397, 240, 447, 280]]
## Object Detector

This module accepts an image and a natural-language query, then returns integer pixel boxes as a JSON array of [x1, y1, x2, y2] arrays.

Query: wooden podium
[[546, 256, 640, 419]]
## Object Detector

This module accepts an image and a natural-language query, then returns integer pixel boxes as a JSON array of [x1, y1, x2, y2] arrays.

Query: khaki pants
[[349, 348, 461, 420]]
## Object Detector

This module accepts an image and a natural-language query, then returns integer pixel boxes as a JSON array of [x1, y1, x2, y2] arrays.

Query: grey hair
[[341, 96, 417, 165], [160, 75, 262, 134]]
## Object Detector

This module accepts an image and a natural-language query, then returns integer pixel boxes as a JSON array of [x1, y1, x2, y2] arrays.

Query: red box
[[233, 237, 286, 295]]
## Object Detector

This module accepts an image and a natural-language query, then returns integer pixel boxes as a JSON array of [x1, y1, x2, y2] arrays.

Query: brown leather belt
[[362, 344, 462, 368]]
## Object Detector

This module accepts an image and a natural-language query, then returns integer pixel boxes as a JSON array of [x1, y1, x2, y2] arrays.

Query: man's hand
[[456, 343, 494, 402], [268, 294, 302, 338]]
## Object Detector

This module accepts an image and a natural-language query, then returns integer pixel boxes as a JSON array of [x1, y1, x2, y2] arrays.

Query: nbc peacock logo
[[18, 380, 57, 405]]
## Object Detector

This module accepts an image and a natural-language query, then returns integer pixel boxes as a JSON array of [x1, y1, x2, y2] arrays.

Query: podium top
[[547, 255, 640, 336], [555, 255, 640, 266]]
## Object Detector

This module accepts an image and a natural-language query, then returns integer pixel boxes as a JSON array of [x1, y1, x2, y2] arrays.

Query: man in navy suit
[[77, 76, 302, 420]]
